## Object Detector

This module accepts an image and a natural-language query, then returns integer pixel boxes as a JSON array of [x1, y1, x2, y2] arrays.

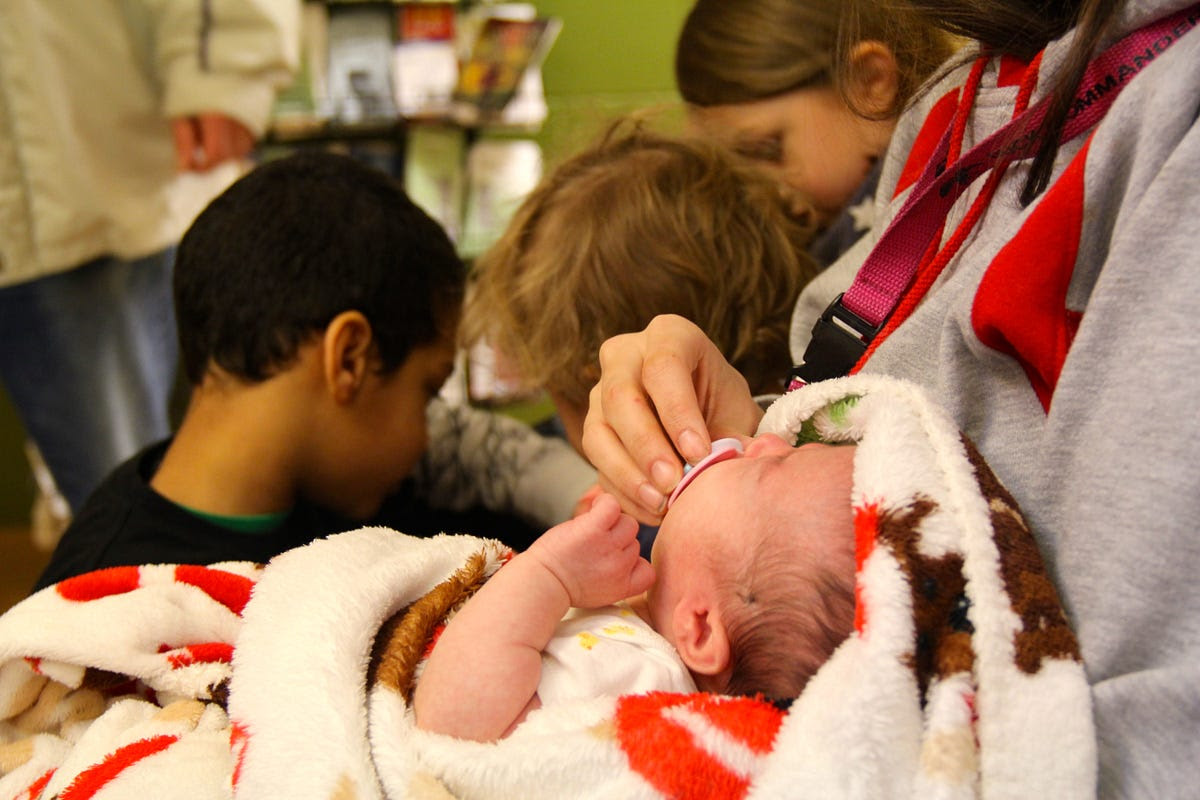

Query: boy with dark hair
[[34, 150, 592, 590]]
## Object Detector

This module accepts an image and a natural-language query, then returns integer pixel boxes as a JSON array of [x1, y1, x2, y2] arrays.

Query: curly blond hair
[[460, 121, 817, 408]]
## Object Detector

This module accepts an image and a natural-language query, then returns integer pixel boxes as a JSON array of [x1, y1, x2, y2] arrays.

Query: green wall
[[0, 0, 694, 524], [534, 0, 692, 163]]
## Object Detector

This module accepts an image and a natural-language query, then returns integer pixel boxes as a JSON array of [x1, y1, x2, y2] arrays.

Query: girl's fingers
[[583, 414, 668, 525]]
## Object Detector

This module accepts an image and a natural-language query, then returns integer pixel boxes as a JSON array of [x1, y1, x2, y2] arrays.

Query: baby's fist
[[534, 493, 654, 608]]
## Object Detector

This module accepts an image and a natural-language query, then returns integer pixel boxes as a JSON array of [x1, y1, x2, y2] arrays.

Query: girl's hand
[[581, 315, 763, 524]]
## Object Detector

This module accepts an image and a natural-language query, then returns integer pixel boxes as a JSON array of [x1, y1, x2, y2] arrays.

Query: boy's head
[[646, 434, 856, 698], [175, 149, 464, 387], [174, 150, 466, 518], [460, 121, 817, 452]]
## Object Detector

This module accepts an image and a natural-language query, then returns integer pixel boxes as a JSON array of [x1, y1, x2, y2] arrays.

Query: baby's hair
[[677, 0, 959, 120], [460, 119, 817, 406], [717, 523, 856, 699]]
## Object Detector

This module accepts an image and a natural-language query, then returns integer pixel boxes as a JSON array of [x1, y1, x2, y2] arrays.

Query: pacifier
[[666, 437, 744, 508]]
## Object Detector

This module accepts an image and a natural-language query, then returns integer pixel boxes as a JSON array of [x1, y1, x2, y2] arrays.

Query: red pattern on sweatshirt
[[894, 89, 960, 198], [973, 137, 1091, 411]]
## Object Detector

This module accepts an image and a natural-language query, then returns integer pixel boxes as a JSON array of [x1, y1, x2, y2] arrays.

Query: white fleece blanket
[[0, 375, 1095, 799]]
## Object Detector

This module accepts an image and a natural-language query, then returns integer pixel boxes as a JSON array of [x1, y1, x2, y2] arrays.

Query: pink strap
[[841, 4, 1200, 327]]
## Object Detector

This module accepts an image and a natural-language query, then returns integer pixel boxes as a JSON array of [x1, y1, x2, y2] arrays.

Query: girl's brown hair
[[460, 121, 818, 408], [676, 0, 959, 120], [843, 0, 1122, 202]]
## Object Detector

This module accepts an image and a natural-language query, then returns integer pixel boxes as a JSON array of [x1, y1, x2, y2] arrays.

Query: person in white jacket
[[0, 0, 299, 513]]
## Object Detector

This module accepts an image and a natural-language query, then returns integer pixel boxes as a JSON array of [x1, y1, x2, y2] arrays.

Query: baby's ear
[[322, 310, 373, 403], [672, 592, 731, 682]]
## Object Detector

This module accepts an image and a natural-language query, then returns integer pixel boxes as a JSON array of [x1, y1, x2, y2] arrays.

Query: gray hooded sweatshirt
[[808, 1, 1200, 795]]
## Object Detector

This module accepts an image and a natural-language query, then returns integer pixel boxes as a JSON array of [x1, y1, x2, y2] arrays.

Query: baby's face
[[644, 434, 857, 643]]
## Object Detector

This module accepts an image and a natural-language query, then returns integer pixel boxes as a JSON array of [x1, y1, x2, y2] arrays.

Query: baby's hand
[[530, 493, 654, 609]]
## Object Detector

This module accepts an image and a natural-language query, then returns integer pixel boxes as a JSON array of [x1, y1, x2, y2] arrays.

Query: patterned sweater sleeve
[[412, 399, 597, 528]]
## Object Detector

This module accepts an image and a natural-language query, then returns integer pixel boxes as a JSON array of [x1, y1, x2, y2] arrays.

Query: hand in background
[[171, 113, 256, 172]]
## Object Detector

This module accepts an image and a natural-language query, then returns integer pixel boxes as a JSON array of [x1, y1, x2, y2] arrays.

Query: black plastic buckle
[[786, 294, 880, 390]]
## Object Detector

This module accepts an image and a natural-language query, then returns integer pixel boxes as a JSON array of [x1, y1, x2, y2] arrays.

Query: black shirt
[[33, 440, 542, 592]]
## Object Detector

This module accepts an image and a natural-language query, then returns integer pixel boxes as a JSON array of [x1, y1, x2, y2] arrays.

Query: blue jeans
[[0, 251, 178, 511]]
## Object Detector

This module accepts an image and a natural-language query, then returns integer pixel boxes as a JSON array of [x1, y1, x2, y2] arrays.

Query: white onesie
[[538, 602, 697, 705]]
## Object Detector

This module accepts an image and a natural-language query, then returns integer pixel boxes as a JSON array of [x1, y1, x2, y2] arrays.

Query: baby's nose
[[743, 433, 793, 458]]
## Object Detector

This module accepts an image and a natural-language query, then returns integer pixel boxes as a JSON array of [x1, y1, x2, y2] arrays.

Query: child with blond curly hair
[[460, 122, 819, 455]]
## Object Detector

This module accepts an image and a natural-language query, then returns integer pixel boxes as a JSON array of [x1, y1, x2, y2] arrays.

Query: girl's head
[[675, 0, 959, 226], [461, 122, 817, 453], [883, 0, 1084, 61], [853, 0, 1121, 203], [676, 0, 956, 116]]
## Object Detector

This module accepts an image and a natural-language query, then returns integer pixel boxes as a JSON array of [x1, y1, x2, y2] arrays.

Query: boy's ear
[[672, 592, 731, 682], [322, 310, 374, 404], [846, 40, 900, 117]]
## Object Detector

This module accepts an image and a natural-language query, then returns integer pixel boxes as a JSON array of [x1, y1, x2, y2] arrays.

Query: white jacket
[[0, 0, 299, 287]]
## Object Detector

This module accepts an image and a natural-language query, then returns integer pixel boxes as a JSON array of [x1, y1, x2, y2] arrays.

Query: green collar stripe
[[177, 504, 289, 534]]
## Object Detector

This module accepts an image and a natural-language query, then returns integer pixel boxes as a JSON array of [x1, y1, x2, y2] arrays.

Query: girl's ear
[[322, 310, 373, 404], [671, 592, 732, 682], [847, 40, 901, 117]]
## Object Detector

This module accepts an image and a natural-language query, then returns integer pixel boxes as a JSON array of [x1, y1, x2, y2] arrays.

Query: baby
[[413, 434, 857, 741]]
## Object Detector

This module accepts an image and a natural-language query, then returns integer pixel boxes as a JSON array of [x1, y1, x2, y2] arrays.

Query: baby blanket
[[0, 375, 1095, 798]]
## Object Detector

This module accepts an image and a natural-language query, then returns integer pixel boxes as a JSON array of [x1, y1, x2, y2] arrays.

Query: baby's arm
[[413, 493, 653, 741]]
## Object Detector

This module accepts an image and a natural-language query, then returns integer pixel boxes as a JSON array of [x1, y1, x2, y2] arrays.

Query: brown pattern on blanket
[[875, 499, 974, 698], [368, 549, 498, 702], [961, 436, 1081, 671]]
